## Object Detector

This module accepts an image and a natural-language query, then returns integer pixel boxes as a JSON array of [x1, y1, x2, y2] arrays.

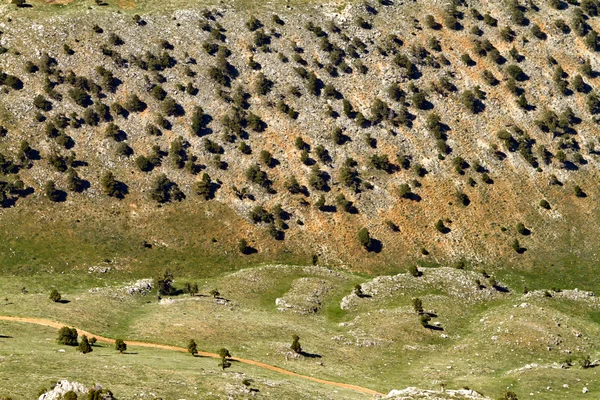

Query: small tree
[[183, 282, 198, 295], [89, 337, 97, 346], [412, 298, 423, 314], [156, 268, 176, 296], [408, 265, 420, 277], [435, 219, 445, 232], [397, 183, 412, 198], [290, 334, 302, 353], [238, 239, 251, 254], [44, 181, 62, 202], [49, 289, 61, 302], [581, 355, 592, 369], [353, 284, 363, 297], [357, 227, 372, 249], [78, 335, 93, 354], [210, 289, 220, 298], [100, 172, 126, 199], [124, 94, 146, 113], [511, 239, 521, 253], [188, 339, 198, 356], [499, 391, 519, 400], [115, 339, 127, 354], [419, 314, 431, 327], [218, 348, 232, 370], [63, 391, 77, 400], [57, 326, 78, 346]]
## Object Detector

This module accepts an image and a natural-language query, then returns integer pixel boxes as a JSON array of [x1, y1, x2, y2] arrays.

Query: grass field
[[1, 0, 600, 397], [0, 320, 368, 399], [1, 264, 600, 398]]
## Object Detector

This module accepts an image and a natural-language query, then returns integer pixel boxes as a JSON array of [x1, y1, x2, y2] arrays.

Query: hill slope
[[1, 0, 600, 282]]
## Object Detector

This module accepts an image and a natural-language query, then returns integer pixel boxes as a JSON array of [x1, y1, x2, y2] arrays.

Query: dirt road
[[0, 315, 384, 397]]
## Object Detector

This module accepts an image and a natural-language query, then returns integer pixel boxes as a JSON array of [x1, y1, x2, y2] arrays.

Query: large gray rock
[[38, 380, 89, 400], [124, 278, 154, 295], [385, 387, 491, 399], [39, 381, 115, 400]]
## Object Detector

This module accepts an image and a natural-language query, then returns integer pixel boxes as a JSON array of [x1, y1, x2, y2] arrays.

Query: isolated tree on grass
[[115, 339, 127, 354], [49, 289, 61, 302], [499, 391, 519, 400], [412, 298, 423, 314], [188, 339, 198, 356], [57, 326, 78, 346], [89, 337, 97, 346], [210, 289, 220, 298], [156, 268, 176, 296], [183, 282, 198, 295], [78, 335, 93, 354], [290, 334, 302, 354], [581, 355, 592, 369], [218, 348, 232, 370], [408, 265, 420, 277]]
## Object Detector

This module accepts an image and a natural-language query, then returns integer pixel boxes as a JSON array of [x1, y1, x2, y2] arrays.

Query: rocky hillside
[[0, 0, 600, 278]]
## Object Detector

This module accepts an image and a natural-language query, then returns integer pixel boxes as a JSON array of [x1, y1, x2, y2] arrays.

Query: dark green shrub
[[246, 15, 262, 31], [411, 92, 427, 109], [238, 239, 251, 254], [246, 164, 270, 188], [511, 239, 521, 252], [424, 15, 441, 30], [531, 24, 546, 39], [115, 339, 127, 353], [33, 95, 52, 111], [44, 181, 63, 202], [506, 64, 526, 81], [254, 72, 273, 95], [101, 172, 127, 198], [308, 167, 328, 191], [57, 326, 78, 346], [435, 219, 445, 232], [500, 26, 516, 42], [483, 13, 497, 26], [77, 335, 92, 355], [49, 289, 61, 302], [357, 227, 371, 249], [124, 94, 146, 112]]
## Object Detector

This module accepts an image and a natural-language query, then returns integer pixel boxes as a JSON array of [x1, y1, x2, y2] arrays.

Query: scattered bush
[[357, 227, 372, 249], [57, 326, 78, 346], [49, 289, 61, 302]]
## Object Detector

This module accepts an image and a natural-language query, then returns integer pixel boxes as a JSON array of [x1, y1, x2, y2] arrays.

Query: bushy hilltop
[[0, 0, 600, 278]]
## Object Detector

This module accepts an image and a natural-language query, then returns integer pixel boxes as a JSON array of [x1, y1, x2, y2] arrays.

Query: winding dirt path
[[0, 315, 384, 397]]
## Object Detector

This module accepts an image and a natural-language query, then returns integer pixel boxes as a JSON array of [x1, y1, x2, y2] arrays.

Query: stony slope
[[0, 0, 599, 278]]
